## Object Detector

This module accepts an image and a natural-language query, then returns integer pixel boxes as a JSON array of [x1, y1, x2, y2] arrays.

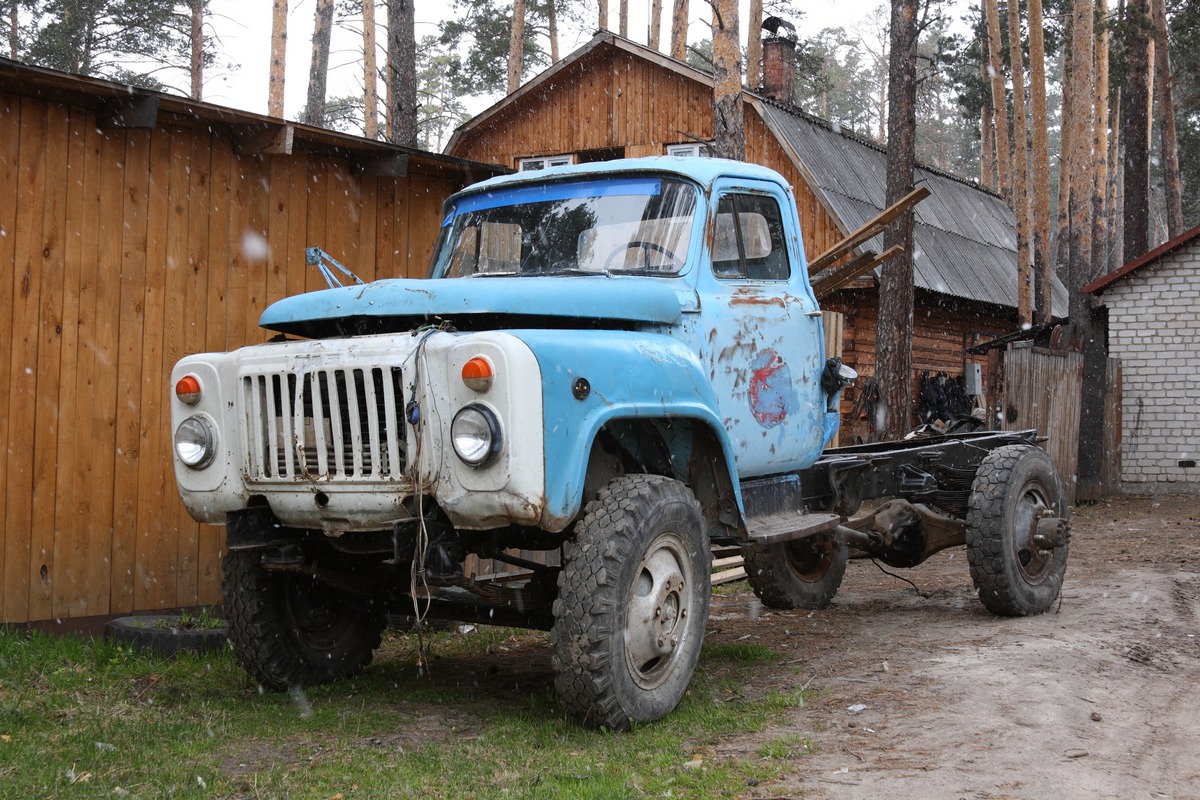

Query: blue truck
[[170, 158, 1070, 729]]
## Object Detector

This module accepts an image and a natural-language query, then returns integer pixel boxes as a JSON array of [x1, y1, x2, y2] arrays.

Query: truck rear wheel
[[222, 549, 384, 689], [741, 532, 848, 610], [966, 445, 1069, 616], [551, 475, 710, 730]]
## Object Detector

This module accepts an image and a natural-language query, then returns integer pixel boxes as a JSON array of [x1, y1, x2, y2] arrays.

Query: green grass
[[155, 606, 225, 631], [0, 624, 814, 799], [757, 733, 816, 760]]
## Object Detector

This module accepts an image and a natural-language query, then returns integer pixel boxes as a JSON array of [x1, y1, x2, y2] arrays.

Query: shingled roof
[[754, 101, 1068, 316]]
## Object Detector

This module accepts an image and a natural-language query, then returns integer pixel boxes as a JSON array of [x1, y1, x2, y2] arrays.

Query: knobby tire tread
[[966, 444, 1066, 617], [551, 474, 708, 730], [222, 550, 383, 689], [741, 536, 848, 610]]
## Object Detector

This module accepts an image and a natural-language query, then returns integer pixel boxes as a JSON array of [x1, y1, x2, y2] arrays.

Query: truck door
[[695, 180, 828, 477]]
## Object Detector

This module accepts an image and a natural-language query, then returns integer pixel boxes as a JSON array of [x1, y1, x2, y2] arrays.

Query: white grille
[[242, 367, 406, 480]]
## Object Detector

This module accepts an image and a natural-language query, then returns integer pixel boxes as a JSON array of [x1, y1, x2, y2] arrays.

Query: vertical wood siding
[[0, 91, 467, 623], [823, 288, 1012, 432], [1002, 346, 1084, 505], [1101, 358, 1122, 495], [449, 50, 847, 274]]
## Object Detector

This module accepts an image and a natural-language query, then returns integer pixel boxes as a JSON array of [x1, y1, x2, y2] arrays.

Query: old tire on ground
[[551, 474, 711, 730], [106, 615, 228, 658], [222, 549, 385, 689], [966, 444, 1069, 616], [741, 532, 848, 610]]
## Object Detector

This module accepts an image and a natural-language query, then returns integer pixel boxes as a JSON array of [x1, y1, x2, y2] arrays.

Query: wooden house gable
[[447, 39, 845, 263]]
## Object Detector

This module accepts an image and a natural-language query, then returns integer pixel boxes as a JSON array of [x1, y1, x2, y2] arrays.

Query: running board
[[744, 511, 841, 545]]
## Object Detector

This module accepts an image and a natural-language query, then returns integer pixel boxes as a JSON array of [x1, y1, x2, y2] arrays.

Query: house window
[[666, 142, 713, 158], [518, 154, 574, 171]]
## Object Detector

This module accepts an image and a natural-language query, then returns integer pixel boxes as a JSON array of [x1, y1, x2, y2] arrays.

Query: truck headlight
[[174, 415, 218, 469], [451, 404, 502, 467]]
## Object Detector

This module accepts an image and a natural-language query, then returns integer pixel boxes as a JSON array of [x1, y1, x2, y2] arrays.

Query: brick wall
[[1103, 245, 1200, 493]]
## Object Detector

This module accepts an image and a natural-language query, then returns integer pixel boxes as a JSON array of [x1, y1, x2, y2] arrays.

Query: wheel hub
[[625, 536, 692, 688], [784, 534, 834, 582], [1013, 491, 1058, 581]]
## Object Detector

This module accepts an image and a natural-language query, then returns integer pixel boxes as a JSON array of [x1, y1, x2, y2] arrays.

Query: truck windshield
[[431, 177, 698, 278]]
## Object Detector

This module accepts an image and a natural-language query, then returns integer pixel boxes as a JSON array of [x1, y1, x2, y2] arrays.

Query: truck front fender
[[515, 330, 743, 530]]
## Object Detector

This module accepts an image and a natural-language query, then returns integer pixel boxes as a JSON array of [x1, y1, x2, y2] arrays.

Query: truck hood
[[259, 276, 686, 335]]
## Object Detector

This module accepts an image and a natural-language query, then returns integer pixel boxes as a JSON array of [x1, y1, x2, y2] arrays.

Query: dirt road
[[705, 495, 1200, 799]]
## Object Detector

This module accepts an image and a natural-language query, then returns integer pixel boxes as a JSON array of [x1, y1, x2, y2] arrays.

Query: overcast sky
[[201, 0, 890, 127]]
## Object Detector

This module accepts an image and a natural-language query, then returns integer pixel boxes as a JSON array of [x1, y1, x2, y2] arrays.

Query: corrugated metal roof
[[760, 103, 1067, 316]]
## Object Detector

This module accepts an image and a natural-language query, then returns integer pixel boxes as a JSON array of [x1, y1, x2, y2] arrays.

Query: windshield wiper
[[539, 268, 615, 277]]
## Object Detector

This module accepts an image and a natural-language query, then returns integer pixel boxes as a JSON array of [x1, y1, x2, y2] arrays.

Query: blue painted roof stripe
[[443, 177, 663, 226]]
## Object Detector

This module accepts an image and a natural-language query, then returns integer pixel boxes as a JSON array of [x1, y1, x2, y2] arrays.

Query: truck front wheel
[[551, 475, 711, 730], [222, 549, 385, 689], [741, 532, 848, 610], [966, 445, 1069, 616]]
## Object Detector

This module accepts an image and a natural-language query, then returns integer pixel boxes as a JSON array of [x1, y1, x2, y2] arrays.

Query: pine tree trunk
[[711, 0, 744, 160], [876, 0, 918, 440], [1152, 0, 1183, 238], [363, 0, 378, 138], [746, 0, 763, 89], [268, 0, 287, 118], [619, 0, 628, 37], [980, 104, 994, 189], [599, 0, 608, 32], [1054, 41, 1072, 279], [1091, 0, 1110, 275], [387, 0, 417, 146], [507, 0, 525, 93], [305, 0, 335, 126], [877, 55, 887, 142], [8, 0, 17, 59], [670, 0, 688, 59], [983, 0, 1011, 202], [548, 0, 560, 62], [1028, 0, 1053, 324], [649, 0, 662, 51], [1006, 0, 1033, 325], [1067, 0, 1095, 339], [1121, 0, 1151, 259], [190, 0, 203, 100], [1108, 91, 1123, 269], [1146, 31, 1155, 152], [979, 46, 994, 190]]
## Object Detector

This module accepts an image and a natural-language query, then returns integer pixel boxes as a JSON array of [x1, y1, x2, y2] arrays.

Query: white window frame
[[518, 154, 575, 171], [665, 142, 713, 158]]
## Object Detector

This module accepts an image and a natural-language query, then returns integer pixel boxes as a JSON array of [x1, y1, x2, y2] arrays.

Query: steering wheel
[[603, 240, 684, 271]]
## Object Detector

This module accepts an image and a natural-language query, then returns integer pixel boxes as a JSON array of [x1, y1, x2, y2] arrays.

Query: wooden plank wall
[[451, 52, 714, 166], [0, 91, 466, 623], [449, 50, 847, 269], [823, 287, 1012, 434], [1002, 346, 1084, 506], [1101, 357, 1122, 495]]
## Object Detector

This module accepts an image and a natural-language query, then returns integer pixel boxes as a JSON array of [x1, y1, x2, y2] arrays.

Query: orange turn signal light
[[175, 374, 202, 405], [461, 356, 494, 393]]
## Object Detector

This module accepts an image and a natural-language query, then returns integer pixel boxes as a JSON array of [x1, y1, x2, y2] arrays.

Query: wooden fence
[[1101, 359, 1122, 495], [1002, 345, 1085, 505], [0, 69, 498, 624]]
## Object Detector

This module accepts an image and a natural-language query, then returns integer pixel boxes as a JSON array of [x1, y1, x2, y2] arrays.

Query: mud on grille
[[242, 367, 407, 480]]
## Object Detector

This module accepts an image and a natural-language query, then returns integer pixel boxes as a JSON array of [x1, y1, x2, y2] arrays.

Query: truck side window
[[712, 193, 790, 281]]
